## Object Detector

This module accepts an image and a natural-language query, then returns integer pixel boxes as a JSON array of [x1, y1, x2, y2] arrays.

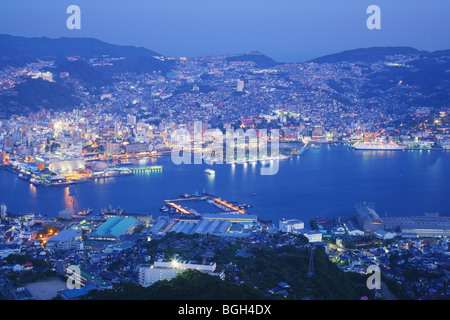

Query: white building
[[279, 219, 322, 242], [347, 229, 365, 237], [279, 219, 304, 233], [127, 115, 137, 125], [296, 229, 323, 243], [373, 229, 396, 240], [138, 260, 224, 287], [236, 79, 244, 92], [1, 204, 6, 219], [48, 158, 85, 173], [31, 71, 53, 82]]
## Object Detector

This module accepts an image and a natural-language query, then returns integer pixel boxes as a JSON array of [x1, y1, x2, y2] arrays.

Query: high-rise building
[[237, 79, 244, 92], [4, 136, 14, 149], [125, 143, 148, 154], [1, 204, 7, 219], [312, 127, 324, 140], [127, 115, 137, 125], [105, 141, 120, 156]]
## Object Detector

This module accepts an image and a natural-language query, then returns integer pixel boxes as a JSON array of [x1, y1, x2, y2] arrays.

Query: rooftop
[[355, 206, 383, 223], [48, 229, 81, 242], [91, 216, 138, 238]]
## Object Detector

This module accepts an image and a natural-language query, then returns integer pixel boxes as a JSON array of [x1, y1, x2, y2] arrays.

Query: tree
[[85, 270, 265, 300]]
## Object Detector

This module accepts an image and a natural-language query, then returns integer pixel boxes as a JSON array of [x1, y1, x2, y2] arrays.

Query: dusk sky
[[0, 0, 449, 62]]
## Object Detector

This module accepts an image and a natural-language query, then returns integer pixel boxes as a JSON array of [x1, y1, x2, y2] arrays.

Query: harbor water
[[0, 144, 449, 222]]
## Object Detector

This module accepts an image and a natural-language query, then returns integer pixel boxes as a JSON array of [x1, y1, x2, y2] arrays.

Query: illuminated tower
[[237, 79, 244, 92], [1, 204, 7, 219]]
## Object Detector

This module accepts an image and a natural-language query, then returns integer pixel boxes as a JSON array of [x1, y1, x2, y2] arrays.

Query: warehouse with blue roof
[[88, 216, 138, 241]]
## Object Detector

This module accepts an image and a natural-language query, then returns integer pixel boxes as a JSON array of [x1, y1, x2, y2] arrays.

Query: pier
[[129, 166, 163, 173]]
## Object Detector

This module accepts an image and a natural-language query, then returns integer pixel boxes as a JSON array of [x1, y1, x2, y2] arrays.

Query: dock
[[129, 166, 163, 173]]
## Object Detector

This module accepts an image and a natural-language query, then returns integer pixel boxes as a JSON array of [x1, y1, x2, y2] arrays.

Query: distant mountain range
[[308, 46, 450, 64], [0, 34, 170, 73], [0, 34, 160, 59], [1, 33, 449, 67]]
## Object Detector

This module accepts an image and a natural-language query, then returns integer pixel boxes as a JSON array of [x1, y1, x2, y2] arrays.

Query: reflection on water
[[63, 186, 72, 210], [29, 184, 36, 197], [0, 146, 449, 220], [250, 162, 257, 171]]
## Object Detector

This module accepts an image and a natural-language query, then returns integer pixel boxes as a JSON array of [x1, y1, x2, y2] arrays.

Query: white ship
[[353, 141, 404, 150], [204, 169, 215, 175]]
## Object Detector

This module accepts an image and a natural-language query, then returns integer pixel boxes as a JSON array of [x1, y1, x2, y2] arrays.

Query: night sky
[[0, 0, 449, 62]]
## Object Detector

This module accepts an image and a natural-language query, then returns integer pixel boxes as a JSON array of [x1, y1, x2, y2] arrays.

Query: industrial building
[[373, 229, 396, 240], [146, 194, 261, 238], [146, 216, 240, 237], [279, 219, 304, 233], [58, 209, 74, 220], [47, 158, 85, 174], [278, 219, 323, 242], [201, 213, 257, 224], [297, 229, 323, 243], [354, 204, 384, 235], [382, 214, 450, 238], [88, 216, 138, 241]]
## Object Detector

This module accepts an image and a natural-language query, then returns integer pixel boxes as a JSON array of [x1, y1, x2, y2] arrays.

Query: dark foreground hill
[[81, 246, 379, 300]]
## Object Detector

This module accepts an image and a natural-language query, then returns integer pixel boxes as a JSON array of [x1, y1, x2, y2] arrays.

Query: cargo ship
[[51, 180, 74, 187], [30, 178, 50, 187], [18, 174, 30, 181], [77, 208, 93, 216], [352, 141, 404, 151]]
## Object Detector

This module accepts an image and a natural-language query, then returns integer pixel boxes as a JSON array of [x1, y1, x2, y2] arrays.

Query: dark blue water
[[1, 145, 449, 222]]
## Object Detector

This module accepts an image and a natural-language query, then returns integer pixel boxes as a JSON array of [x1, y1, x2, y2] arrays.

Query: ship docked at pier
[[352, 141, 404, 151]]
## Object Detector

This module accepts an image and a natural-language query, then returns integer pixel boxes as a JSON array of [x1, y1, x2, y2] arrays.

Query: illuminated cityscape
[[0, 1, 449, 304]]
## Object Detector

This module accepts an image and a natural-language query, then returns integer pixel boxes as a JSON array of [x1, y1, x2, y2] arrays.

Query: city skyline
[[0, 1, 449, 303]]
